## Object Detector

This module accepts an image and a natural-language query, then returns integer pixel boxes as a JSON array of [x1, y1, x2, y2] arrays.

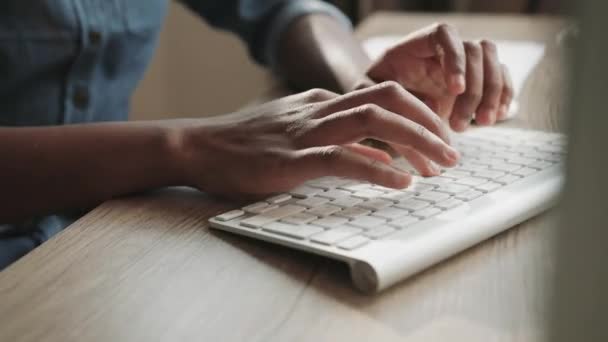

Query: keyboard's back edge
[[348, 167, 563, 293]]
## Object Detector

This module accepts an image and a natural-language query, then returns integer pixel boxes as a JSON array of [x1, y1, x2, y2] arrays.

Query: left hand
[[363, 23, 514, 132]]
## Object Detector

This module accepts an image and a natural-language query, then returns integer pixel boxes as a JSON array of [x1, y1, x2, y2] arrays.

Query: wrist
[[161, 120, 196, 187]]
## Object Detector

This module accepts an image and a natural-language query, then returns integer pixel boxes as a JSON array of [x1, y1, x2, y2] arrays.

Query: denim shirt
[[0, 0, 349, 269]]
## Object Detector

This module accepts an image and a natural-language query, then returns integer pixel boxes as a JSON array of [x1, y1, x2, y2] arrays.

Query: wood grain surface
[[0, 13, 567, 342]]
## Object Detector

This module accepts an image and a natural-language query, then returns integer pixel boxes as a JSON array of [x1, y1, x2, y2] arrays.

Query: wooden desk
[[0, 13, 567, 342]]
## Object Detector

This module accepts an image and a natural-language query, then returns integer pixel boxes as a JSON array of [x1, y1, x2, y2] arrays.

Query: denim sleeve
[[179, 0, 352, 68]]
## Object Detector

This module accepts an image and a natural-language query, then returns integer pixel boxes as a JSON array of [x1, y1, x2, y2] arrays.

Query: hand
[[171, 83, 460, 198], [365, 23, 514, 132]]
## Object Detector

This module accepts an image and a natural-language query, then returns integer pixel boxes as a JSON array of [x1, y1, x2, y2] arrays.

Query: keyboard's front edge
[[347, 166, 563, 293]]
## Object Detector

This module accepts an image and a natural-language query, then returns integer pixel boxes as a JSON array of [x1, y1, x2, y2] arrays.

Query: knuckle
[[378, 81, 401, 92], [305, 88, 336, 102], [352, 104, 381, 126], [436, 22, 453, 34], [319, 146, 344, 166], [375, 81, 408, 100]]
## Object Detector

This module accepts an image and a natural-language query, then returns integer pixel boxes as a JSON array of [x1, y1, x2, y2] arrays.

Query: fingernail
[[450, 74, 466, 93], [488, 109, 497, 124], [457, 118, 470, 131], [444, 146, 460, 163], [428, 161, 440, 175], [388, 167, 412, 188], [498, 104, 508, 120]]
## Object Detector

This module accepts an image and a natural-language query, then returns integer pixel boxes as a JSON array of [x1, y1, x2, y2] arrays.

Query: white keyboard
[[210, 127, 566, 293]]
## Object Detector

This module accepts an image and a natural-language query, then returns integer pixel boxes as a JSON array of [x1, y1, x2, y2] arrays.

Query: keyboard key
[[416, 191, 451, 204], [507, 156, 539, 166], [388, 217, 419, 229], [369, 184, 393, 192], [307, 177, 350, 190], [372, 207, 410, 220], [349, 216, 387, 230], [306, 204, 342, 217], [337, 235, 370, 250], [338, 183, 372, 192], [296, 197, 330, 208], [358, 199, 393, 211], [435, 184, 470, 195], [352, 189, 385, 199], [394, 199, 430, 211], [267, 194, 292, 204], [529, 160, 554, 170], [458, 163, 488, 173], [513, 167, 538, 177], [263, 222, 323, 239], [435, 198, 465, 210], [241, 205, 306, 228], [317, 189, 351, 200], [331, 196, 364, 208], [441, 170, 471, 179], [495, 174, 522, 185], [455, 189, 483, 201], [289, 186, 322, 199], [536, 145, 563, 154], [418, 176, 453, 186], [489, 163, 522, 173], [407, 183, 436, 193], [311, 226, 362, 245], [215, 210, 245, 221], [455, 177, 488, 187], [243, 202, 276, 214], [335, 207, 371, 219], [364, 225, 397, 239], [476, 182, 502, 193], [411, 207, 442, 219], [311, 216, 349, 228], [281, 213, 318, 225], [380, 191, 416, 203], [474, 170, 506, 180]]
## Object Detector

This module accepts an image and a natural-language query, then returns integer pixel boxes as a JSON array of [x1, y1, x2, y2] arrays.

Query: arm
[[1, 84, 460, 224], [276, 13, 514, 131], [0, 122, 180, 222], [277, 13, 372, 93]]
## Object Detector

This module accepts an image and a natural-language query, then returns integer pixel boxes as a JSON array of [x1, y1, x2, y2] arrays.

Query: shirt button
[[73, 87, 90, 109], [89, 30, 102, 46]]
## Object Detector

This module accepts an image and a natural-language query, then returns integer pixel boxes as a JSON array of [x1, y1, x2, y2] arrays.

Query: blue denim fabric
[[0, 0, 350, 269]]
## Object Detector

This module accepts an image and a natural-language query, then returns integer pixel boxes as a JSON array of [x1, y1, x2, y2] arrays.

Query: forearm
[[277, 14, 374, 93], [0, 122, 181, 222]]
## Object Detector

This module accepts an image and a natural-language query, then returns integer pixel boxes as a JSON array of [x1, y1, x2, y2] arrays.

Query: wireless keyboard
[[209, 127, 565, 293]]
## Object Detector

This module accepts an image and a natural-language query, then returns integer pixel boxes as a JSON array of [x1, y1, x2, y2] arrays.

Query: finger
[[475, 40, 503, 126], [391, 144, 440, 177], [344, 143, 393, 164], [431, 23, 467, 94], [497, 64, 514, 121], [300, 104, 460, 167], [450, 41, 484, 132], [293, 146, 412, 189], [390, 24, 466, 93], [317, 81, 451, 143]]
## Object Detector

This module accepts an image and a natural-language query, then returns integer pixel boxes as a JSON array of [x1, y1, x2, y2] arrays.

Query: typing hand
[[363, 23, 514, 132], [173, 83, 460, 198]]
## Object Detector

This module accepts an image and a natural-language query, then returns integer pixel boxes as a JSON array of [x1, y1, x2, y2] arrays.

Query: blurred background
[[130, 0, 561, 121]]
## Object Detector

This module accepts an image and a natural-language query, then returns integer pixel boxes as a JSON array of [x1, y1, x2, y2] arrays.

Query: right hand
[[170, 82, 460, 199]]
